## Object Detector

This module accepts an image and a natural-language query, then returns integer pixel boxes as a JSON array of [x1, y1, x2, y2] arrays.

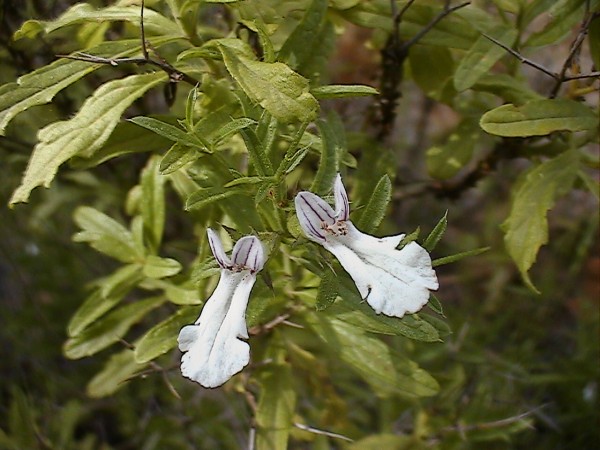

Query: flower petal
[[232, 236, 264, 272], [207, 228, 231, 269], [326, 228, 438, 318], [178, 271, 256, 388], [295, 191, 336, 243], [334, 173, 350, 221]]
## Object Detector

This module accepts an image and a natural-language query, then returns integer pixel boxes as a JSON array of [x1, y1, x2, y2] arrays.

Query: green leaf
[[213, 117, 257, 145], [0, 39, 161, 135], [432, 247, 490, 267], [87, 349, 146, 398], [310, 115, 343, 195], [9, 72, 166, 205], [427, 294, 445, 317], [454, 26, 518, 92], [159, 144, 197, 174], [427, 120, 480, 180], [278, 0, 328, 70], [134, 307, 198, 363], [185, 186, 241, 211], [255, 363, 296, 450], [71, 118, 173, 169], [311, 84, 379, 99], [348, 434, 419, 450], [73, 207, 144, 263], [67, 265, 144, 337], [356, 174, 392, 233], [315, 270, 339, 311], [307, 315, 439, 398], [64, 297, 164, 359], [239, 126, 275, 176], [525, 0, 593, 47], [328, 281, 440, 342], [502, 150, 580, 292], [143, 255, 182, 279], [140, 156, 166, 253], [423, 211, 448, 252], [14, 3, 181, 40], [480, 99, 598, 137], [128, 116, 210, 150], [217, 39, 319, 123], [409, 44, 455, 101], [472, 73, 543, 105]]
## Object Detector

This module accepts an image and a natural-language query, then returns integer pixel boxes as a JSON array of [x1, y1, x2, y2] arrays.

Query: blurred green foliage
[[1, 0, 598, 449]]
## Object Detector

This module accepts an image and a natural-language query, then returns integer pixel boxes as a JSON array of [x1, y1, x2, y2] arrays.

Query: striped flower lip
[[177, 229, 264, 388], [294, 174, 438, 318]]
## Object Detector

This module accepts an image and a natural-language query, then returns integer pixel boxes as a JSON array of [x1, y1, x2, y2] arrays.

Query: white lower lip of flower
[[178, 271, 256, 388], [294, 175, 438, 318], [324, 231, 438, 317]]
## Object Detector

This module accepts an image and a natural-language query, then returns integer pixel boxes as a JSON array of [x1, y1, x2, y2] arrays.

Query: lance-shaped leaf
[[310, 117, 342, 195], [480, 99, 597, 137], [140, 156, 166, 253], [454, 26, 518, 92], [255, 363, 297, 450], [64, 297, 164, 359], [502, 149, 580, 292], [73, 206, 144, 263], [278, 0, 328, 69], [15, 3, 181, 40], [67, 264, 144, 337], [10, 72, 167, 205], [311, 84, 379, 99], [217, 39, 318, 123], [356, 174, 392, 233], [87, 348, 146, 398], [427, 120, 480, 180], [134, 307, 198, 363], [0, 39, 171, 135], [307, 315, 439, 398]]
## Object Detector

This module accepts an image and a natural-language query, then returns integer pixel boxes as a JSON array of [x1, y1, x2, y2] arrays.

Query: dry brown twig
[[58, 0, 199, 86]]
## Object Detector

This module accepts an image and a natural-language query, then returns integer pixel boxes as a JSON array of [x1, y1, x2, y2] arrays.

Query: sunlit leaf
[[64, 297, 164, 359], [502, 149, 580, 292], [143, 256, 182, 279], [134, 307, 198, 363], [67, 264, 144, 337], [140, 156, 166, 253], [73, 207, 144, 263], [14, 3, 181, 40], [217, 39, 319, 123], [311, 84, 379, 99], [10, 72, 166, 205], [480, 99, 597, 137]]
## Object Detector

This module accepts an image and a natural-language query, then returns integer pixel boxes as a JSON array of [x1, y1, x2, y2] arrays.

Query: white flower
[[295, 174, 438, 318], [177, 229, 264, 388]]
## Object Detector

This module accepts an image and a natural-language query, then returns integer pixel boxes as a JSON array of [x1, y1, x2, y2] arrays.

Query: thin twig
[[294, 423, 354, 442], [550, 7, 600, 97], [439, 407, 539, 434], [482, 33, 560, 80], [401, 1, 471, 52], [57, 1, 199, 86], [248, 313, 292, 336]]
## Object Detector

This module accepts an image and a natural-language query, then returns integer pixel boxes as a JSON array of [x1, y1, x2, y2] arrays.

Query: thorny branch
[[377, 1, 470, 141], [58, 0, 199, 86]]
